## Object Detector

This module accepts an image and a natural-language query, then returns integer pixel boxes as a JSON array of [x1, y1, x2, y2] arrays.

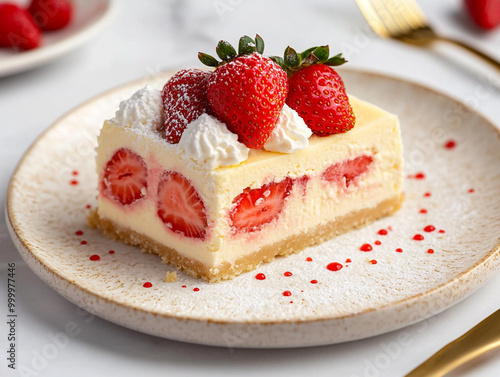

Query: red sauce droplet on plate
[[181, 285, 187, 288], [427, 249, 435, 254], [75, 230, 84, 236], [89, 254, 100, 261], [327, 262, 343, 271], [370, 260, 377, 265], [419, 209, 428, 214], [413, 234, 424, 241], [85, 204, 92, 209], [377, 229, 388, 235], [193, 287, 200, 292], [305, 257, 313, 262], [80, 240, 87, 245], [468, 188, 474, 193], [72, 170, 79, 176], [255, 273, 266, 280], [284, 271, 292, 277], [143, 282, 152, 288], [70, 180, 78, 186], [424, 225, 436, 232], [360, 243, 372, 252], [396, 248, 403, 253], [109, 250, 115, 254], [345, 258, 352, 263], [415, 172, 425, 179], [439, 229, 445, 234], [445, 140, 456, 149], [424, 192, 431, 197], [310, 279, 318, 284], [374, 240, 381, 245], [283, 290, 292, 297]]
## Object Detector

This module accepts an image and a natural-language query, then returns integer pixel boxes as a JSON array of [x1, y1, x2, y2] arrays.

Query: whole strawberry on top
[[199, 35, 289, 149], [272, 46, 355, 137]]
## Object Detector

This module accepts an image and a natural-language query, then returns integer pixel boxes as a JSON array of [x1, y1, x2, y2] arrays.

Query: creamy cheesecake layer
[[93, 96, 403, 277]]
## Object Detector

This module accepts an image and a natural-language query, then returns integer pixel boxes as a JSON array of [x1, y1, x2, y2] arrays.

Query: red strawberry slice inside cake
[[89, 35, 404, 282]]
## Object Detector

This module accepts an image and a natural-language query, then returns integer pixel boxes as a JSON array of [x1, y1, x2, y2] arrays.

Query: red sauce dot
[[284, 271, 293, 277], [445, 140, 456, 149], [413, 234, 424, 241], [143, 282, 152, 288], [370, 260, 378, 264], [377, 229, 388, 235], [345, 258, 352, 263], [255, 273, 266, 280], [85, 204, 92, 209], [108, 250, 115, 254], [360, 243, 372, 252], [305, 257, 313, 262], [374, 240, 381, 245], [415, 172, 425, 179], [310, 279, 318, 284], [289, 301, 293, 304], [193, 287, 200, 292], [89, 254, 100, 261], [424, 192, 431, 197], [181, 285, 187, 288], [427, 249, 435, 254], [70, 180, 78, 186], [468, 188, 474, 193], [327, 262, 343, 271], [75, 230, 84, 236], [72, 170, 79, 176], [396, 248, 403, 253], [283, 290, 292, 297], [80, 240, 87, 245], [424, 225, 436, 232], [419, 209, 428, 214], [439, 229, 445, 234]]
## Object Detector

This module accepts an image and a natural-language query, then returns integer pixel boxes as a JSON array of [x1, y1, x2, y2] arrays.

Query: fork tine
[[397, 0, 429, 29], [354, 0, 392, 38], [356, 0, 429, 39], [371, 0, 413, 36]]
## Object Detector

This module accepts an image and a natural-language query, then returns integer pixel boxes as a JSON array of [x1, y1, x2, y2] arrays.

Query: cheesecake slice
[[89, 85, 403, 282]]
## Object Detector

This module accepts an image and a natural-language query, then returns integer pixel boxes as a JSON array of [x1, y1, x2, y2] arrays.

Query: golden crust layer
[[88, 194, 403, 282]]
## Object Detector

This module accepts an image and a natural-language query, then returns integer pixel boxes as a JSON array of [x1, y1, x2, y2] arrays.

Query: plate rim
[[0, 0, 116, 77], [6, 68, 500, 329]]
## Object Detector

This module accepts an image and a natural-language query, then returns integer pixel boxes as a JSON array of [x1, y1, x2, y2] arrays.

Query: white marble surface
[[1, 0, 500, 376]]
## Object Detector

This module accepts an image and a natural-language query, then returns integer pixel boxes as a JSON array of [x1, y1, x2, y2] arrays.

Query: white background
[[1, 0, 500, 376]]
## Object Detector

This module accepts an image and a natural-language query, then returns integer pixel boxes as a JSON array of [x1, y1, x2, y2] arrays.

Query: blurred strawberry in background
[[0, 3, 41, 50], [29, 0, 73, 31], [464, 0, 500, 29]]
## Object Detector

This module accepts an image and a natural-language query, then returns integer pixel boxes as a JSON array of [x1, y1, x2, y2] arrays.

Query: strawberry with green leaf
[[199, 35, 289, 149], [271, 46, 355, 137]]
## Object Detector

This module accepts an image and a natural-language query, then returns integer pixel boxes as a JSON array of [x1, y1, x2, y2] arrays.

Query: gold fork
[[405, 308, 500, 376], [355, 0, 500, 70]]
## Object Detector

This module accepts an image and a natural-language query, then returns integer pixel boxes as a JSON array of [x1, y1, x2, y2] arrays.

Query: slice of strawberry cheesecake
[[89, 36, 404, 282]]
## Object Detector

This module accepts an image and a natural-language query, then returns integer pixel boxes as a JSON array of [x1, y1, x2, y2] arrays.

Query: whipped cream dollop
[[178, 114, 250, 169], [264, 104, 312, 153], [113, 86, 163, 131]]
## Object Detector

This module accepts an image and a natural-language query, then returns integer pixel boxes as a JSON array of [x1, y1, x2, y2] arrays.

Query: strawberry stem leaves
[[216, 40, 237, 61], [273, 44, 347, 76], [199, 34, 267, 67]]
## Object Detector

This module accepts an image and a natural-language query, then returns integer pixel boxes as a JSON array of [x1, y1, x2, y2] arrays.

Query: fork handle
[[437, 36, 500, 71], [405, 309, 500, 377]]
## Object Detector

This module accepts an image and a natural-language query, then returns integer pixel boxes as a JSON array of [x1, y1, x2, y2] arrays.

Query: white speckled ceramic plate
[[0, 0, 114, 77], [6, 70, 500, 348]]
